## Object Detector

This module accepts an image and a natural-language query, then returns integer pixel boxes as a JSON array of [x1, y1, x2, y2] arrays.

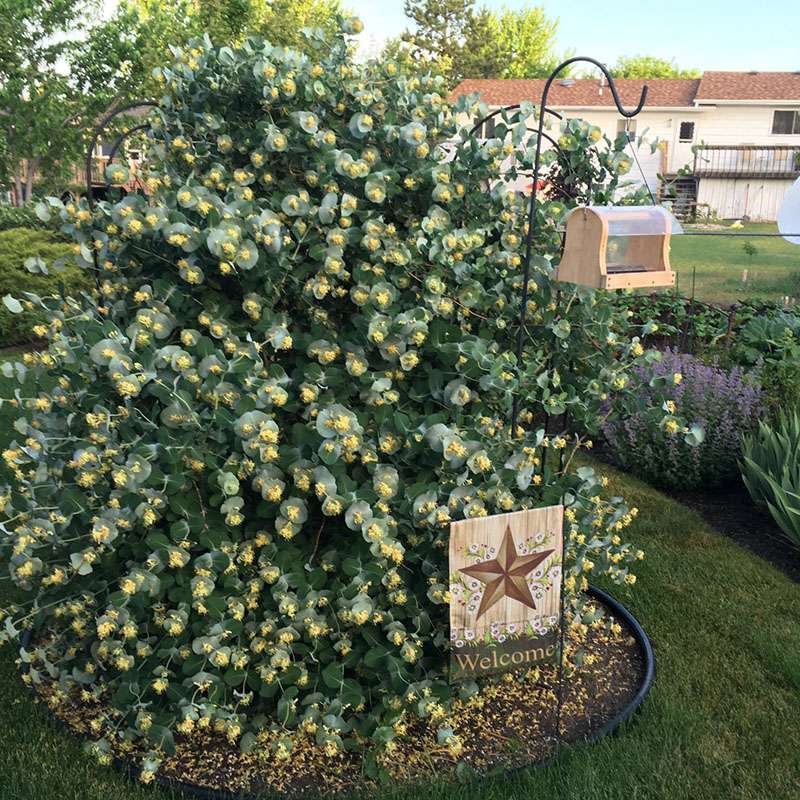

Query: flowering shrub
[[0, 18, 688, 776], [602, 349, 762, 490]]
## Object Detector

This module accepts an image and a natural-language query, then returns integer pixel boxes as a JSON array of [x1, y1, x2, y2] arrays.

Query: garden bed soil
[[670, 480, 800, 584], [23, 596, 647, 798]]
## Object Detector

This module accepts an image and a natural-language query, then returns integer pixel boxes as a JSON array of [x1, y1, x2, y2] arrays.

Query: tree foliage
[[0, 0, 343, 204], [465, 5, 561, 80], [611, 55, 701, 79], [0, 17, 692, 776], [398, 0, 561, 85], [0, 0, 141, 204], [123, 0, 343, 97]]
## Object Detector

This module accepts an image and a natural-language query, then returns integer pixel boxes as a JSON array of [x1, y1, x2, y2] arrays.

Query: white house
[[449, 71, 800, 221]]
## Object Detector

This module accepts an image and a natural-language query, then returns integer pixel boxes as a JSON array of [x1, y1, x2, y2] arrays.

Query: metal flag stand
[[467, 56, 651, 756]]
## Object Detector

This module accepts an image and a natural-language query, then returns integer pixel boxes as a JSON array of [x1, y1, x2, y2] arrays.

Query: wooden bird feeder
[[554, 206, 682, 290]]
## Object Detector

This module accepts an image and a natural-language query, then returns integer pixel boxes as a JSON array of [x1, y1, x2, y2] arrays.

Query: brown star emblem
[[460, 525, 554, 619]]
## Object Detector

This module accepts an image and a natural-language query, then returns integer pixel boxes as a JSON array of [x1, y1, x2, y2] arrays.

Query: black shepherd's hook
[[84, 101, 157, 209], [511, 57, 648, 434], [492, 61, 647, 765]]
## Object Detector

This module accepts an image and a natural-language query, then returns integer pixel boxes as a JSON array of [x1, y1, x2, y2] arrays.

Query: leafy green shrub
[[0, 20, 690, 774], [613, 293, 799, 355], [741, 240, 758, 260], [729, 311, 800, 419], [0, 228, 92, 347], [758, 358, 800, 420], [741, 410, 800, 548], [0, 204, 45, 232], [730, 310, 800, 364]]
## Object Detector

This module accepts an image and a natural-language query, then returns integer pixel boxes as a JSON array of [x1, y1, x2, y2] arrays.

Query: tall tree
[[612, 55, 700, 79], [248, 0, 343, 46], [494, 5, 560, 79], [398, 1, 561, 86], [122, 0, 342, 97], [0, 0, 141, 204], [400, 0, 473, 75], [458, 7, 504, 79]]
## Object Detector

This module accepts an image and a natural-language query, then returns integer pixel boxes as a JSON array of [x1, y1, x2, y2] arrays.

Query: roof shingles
[[696, 71, 800, 101], [448, 78, 700, 107], [449, 72, 800, 107]]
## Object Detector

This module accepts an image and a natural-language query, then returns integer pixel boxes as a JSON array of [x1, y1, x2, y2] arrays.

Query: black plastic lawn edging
[[17, 584, 655, 800]]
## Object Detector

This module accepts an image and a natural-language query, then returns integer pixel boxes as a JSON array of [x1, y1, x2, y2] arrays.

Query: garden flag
[[448, 506, 564, 681]]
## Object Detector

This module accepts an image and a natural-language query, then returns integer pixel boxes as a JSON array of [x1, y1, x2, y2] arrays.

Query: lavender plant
[[602, 350, 763, 490]]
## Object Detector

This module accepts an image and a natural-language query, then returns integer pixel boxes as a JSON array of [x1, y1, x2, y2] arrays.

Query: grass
[[671, 221, 800, 306], [1, 359, 799, 799]]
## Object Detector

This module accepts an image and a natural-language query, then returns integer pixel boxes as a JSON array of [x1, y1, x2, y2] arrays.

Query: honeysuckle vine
[[0, 16, 699, 779]]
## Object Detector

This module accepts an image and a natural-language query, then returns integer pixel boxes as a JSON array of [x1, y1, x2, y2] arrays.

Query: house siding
[[697, 177, 796, 221], [458, 101, 800, 221], [692, 104, 800, 145]]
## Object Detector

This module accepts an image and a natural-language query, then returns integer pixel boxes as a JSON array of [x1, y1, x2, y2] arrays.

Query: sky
[[350, 0, 800, 72]]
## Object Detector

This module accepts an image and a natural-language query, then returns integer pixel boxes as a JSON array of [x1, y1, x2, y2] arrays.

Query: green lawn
[[671, 222, 800, 306], [1, 357, 798, 800]]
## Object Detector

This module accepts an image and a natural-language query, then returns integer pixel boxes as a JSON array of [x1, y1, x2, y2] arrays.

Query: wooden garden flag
[[448, 506, 564, 681]]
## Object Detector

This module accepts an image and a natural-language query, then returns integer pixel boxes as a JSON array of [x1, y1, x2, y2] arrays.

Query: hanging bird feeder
[[554, 205, 683, 290]]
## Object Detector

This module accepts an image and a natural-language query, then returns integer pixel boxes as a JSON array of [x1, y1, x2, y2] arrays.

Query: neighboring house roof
[[448, 78, 700, 107], [449, 72, 800, 108], [695, 71, 800, 101]]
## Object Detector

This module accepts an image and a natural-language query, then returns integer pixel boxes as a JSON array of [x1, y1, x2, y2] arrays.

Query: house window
[[473, 114, 496, 139], [616, 118, 637, 140], [772, 110, 800, 135], [678, 121, 695, 142]]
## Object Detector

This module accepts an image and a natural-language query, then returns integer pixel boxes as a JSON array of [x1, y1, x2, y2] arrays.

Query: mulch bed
[[671, 480, 800, 584], [25, 597, 646, 797]]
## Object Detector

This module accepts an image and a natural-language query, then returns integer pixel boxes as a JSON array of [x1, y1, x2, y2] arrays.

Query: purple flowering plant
[[602, 349, 763, 490]]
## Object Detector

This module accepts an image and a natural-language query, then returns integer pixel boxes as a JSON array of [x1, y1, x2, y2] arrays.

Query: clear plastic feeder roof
[[560, 205, 683, 236]]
